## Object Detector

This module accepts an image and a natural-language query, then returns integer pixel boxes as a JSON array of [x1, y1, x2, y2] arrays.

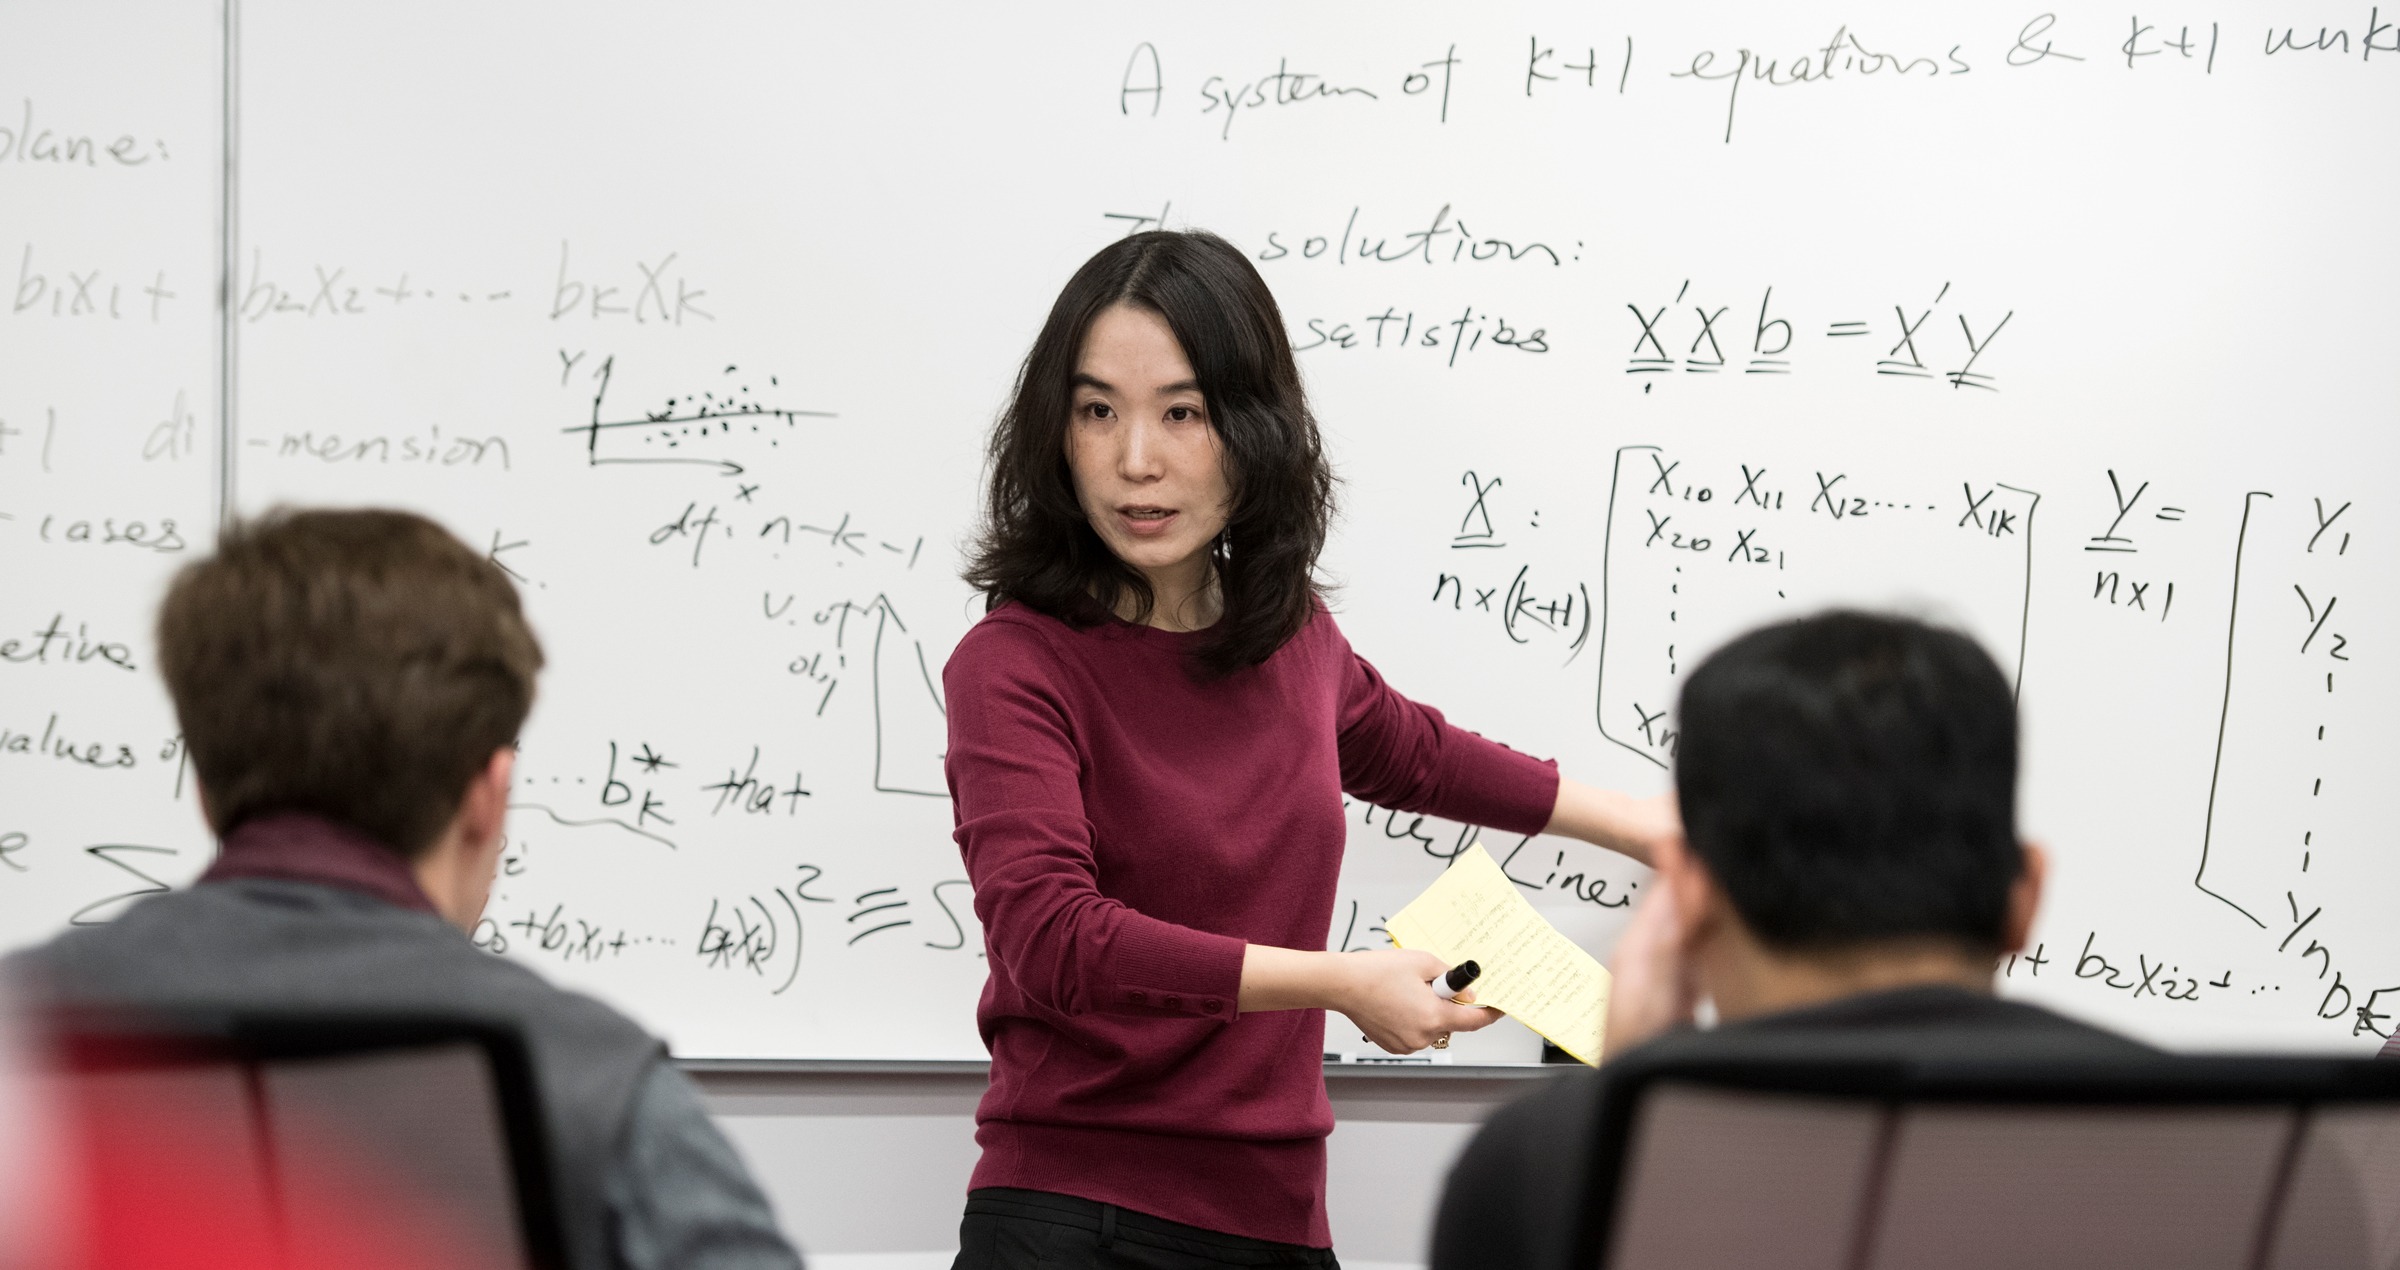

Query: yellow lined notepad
[[1385, 843, 1612, 1065]]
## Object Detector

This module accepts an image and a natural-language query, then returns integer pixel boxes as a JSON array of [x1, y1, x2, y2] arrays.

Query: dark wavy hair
[[964, 230, 1334, 676]]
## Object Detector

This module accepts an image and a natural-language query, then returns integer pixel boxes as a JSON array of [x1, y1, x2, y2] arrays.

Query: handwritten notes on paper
[[1386, 844, 1612, 1065]]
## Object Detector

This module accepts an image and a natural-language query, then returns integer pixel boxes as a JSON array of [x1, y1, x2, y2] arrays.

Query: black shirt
[[1430, 985, 2150, 1270]]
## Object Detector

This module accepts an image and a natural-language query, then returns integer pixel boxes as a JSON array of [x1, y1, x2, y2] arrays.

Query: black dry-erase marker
[[1431, 960, 1481, 1000]]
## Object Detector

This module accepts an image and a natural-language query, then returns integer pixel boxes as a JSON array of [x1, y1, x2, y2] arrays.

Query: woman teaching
[[944, 230, 1670, 1268]]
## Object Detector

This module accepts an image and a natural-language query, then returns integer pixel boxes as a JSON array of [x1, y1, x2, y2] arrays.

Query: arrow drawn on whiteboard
[[866, 595, 949, 799], [564, 355, 835, 476]]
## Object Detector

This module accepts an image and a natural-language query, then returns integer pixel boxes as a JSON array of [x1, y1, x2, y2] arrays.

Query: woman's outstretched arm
[[1545, 780, 1678, 868]]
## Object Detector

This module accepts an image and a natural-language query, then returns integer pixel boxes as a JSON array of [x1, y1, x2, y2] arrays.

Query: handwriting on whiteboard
[[1115, 18, 2399, 145]]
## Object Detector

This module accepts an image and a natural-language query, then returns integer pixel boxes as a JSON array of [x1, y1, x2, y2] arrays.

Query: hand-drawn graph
[[564, 356, 835, 475]]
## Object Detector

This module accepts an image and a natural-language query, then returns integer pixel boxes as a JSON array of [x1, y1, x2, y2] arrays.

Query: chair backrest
[[1581, 1055, 2400, 1270], [45, 1010, 566, 1270]]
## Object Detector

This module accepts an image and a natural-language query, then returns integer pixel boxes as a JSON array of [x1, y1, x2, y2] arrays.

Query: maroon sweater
[[943, 602, 1560, 1246]]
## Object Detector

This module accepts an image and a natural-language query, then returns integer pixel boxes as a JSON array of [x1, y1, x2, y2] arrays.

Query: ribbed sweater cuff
[[1107, 919, 1247, 1020]]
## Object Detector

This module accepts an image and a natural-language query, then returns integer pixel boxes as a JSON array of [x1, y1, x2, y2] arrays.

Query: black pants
[[951, 1188, 1341, 1269]]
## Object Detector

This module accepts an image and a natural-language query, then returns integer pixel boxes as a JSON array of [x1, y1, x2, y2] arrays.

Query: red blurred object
[[31, 1018, 552, 1270], [59, 1074, 500, 1270]]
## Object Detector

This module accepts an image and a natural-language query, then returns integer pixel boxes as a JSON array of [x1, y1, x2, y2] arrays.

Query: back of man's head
[[158, 509, 543, 858], [1674, 610, 2019, 957]]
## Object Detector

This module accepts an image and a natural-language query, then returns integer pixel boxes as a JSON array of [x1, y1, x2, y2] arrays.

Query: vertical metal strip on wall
[[215, 0, 238, 530]]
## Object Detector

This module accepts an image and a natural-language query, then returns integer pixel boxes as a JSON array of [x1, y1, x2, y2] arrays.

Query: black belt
[[965, 1188, 1338, 1266]]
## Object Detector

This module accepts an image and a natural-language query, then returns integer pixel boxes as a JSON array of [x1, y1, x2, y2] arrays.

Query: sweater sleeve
[[1334, 635, 1561, 836], [944, 619, 1247, 1022]]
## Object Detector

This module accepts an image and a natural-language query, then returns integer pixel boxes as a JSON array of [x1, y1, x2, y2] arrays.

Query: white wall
[[693, 1065, 1553, 1270]]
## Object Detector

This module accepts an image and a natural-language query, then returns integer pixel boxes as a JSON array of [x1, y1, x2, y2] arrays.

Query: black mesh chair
[[46, 1009, 567, 1270], [1578, 1053, 2400, 1270]]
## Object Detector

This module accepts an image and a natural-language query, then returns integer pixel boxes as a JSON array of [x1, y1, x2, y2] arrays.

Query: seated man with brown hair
[[8, 509, 804, 1270], [1431, 611, 2151, 1270]]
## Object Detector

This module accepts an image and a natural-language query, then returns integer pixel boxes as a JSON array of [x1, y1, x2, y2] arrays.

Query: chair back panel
[[1863, 1105, 2290, 1270], [1609, 1083, 1882, 1270], [42, 1014, 557, 1270], [65, 1062, 280, 1251], [2267, 1105, 2400, 1270], [1584, 1056, 2400, 1270], [261, 1043, 527, 1269]]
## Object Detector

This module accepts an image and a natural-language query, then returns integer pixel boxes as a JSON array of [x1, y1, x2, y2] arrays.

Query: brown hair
[[158, 508, 543, 857], [963, 230, 1335, 676]]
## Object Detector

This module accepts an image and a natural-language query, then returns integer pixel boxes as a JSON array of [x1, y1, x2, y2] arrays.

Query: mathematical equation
[[1426, 471, 1591, 659], [471, 839, 980, 997], [509, 737, 822, 850], [510, 659, 945, 851], [687, 870, 979, 997], [2004, 927, 2399, 1041], [650, 501, 924, 572], [1596, 443, 2039, 767], [1624, 281, 2012, 391], [2082, 470, 2193, 622], [230, 243, 712, 325], [2195, 487, 2386, 1038], [0, 832, 187, 929], [9, 245, 182, 322]]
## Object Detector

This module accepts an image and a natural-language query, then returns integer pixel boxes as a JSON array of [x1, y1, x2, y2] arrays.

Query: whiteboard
[[3, 0, 2394, 1062], [0, 2, 224, 936]]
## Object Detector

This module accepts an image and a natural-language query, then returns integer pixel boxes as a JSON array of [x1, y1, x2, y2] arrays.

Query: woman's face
[[1066, 303, 1231, 591]]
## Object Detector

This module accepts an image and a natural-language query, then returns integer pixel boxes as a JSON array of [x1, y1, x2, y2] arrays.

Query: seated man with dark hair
[[1431, 611, 2147, 1270], [8, 509, 804, 1270]]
